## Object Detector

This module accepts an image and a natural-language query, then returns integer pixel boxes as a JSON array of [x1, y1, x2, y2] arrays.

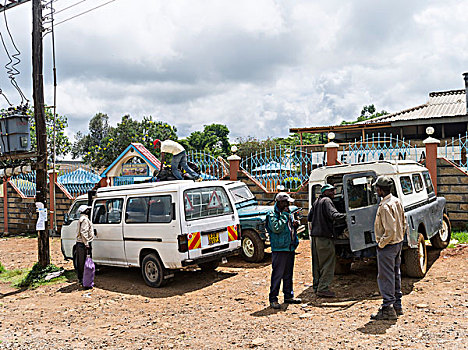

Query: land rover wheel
[[141, 253, 166, 288], [199, 260, 220, 271], [241, 230, 265, 263], [430, 214, 451, 249], [403, 233, 427, 278]]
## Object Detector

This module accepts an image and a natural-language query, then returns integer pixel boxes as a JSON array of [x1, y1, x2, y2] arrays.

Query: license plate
[[208, 232, 220, 245]]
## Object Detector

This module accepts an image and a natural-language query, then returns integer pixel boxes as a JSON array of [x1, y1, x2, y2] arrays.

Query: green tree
[[184, 124, 230, 157], [341, 104, 388, 125], [73, 114, 178, 168], [28, 107, 72, 163]]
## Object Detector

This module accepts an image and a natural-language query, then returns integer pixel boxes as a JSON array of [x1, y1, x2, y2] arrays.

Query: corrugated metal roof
[[362, 89, 467, 124]]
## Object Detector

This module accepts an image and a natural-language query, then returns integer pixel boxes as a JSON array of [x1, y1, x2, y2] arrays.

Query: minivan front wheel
[[241, 230, 265, 263], [430, 214, 451, 249], [403, 233, 427, 278], [141, 253, 166, 288]]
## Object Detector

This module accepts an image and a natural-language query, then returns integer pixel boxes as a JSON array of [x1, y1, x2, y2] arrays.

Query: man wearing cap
[[266, 192, 301, 309], [74, 205, 94, 286], [153, 139, 202, 181], [307, 184, 346, 298], [371, 176, 407, 320]]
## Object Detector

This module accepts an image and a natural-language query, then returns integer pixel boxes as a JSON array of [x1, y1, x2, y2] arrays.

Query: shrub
[[0, 261, 5, 274], [17, 263, 63, 288]]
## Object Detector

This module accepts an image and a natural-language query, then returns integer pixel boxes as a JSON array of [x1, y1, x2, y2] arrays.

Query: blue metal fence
[[443, 132, 468, 171], [341, 134, 421, 164], [240, 146, 325, 191], [187, 151, 227, 180]]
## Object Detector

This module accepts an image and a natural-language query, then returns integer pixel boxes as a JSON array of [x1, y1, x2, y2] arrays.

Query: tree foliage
[[341, 104, 388, 125], [73, 114, 178, 168], [183, 124, 230, 157]]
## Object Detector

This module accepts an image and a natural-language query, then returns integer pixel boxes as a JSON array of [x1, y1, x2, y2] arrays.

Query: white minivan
[[61, 180, 241, 287]]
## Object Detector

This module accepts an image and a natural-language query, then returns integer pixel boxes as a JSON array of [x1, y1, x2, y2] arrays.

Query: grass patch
[[0, 261, 6, 273], [0, 268, 28, 286], [452, 231, 468, 244]]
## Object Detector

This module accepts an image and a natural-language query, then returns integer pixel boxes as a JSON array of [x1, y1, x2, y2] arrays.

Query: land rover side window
[[69, 201, 87, 221], [412, 174, 424, 192], [148, 196, 172, 223], [184, 186, 233, 221], [126, 197, 149, 223], [422, 171, 434, 195], [400, 176, 413, 195], [93, 199, 123, 224], [346, 176, 378, 209]]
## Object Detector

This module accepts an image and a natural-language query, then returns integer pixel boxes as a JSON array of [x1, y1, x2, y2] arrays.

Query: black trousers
[[269, 251, 295, 303], [74, 242, 92, 284]]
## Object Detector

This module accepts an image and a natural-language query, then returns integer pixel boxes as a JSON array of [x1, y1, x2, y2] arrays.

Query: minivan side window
[[184, 186, 233, 221], [400, 176, 413, 195], [422, 171, 435, 195], [125, 195, 173, 223], [93, 198, 123, 224], [412, 174, 424, 192]]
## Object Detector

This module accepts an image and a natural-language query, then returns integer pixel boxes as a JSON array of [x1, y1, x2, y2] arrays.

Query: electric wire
[[54, 0, 117, 27], [54, 0, 88, 16]]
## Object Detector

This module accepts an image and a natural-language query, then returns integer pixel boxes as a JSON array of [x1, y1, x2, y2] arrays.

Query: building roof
[[361, 89, 467, 124]]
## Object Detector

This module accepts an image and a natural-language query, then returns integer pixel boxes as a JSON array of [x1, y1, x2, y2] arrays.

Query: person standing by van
[[307, 184, 346, 298], [371, 176, 407, 320], [267, 193, 301, 309], [75, 205, 93, 286], [153, 139, 202, 181]]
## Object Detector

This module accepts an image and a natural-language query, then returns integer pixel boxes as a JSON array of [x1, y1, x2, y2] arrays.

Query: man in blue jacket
[[266, 192, 301, 309]]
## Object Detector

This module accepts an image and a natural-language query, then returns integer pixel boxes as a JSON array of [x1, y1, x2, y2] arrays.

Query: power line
[[54, 0, 117, 27], [54, 0, 88, 16]]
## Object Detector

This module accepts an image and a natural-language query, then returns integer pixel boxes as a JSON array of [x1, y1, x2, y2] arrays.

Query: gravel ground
[[0, 237, 467, 349]]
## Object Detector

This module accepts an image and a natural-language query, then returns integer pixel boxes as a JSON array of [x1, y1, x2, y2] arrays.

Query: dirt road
[[0, 237, 467, 349]]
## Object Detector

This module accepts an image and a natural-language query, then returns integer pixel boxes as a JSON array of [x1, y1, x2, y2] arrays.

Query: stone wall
[[437, 158, 468, 230]]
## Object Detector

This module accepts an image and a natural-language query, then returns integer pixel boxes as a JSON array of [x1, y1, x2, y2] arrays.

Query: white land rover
[[308, 160, 450, 277], [61, 181, 241, 287]]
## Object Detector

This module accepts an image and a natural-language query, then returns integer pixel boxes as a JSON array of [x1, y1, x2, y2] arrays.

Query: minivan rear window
[[400, 176, 413, 195], [184, 186, 233, 221]]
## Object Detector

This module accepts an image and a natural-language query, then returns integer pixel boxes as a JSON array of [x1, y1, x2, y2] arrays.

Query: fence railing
[[241, 146, 325, 191], [187, 151, 228, 180], [341, 134, 421, 164], [442, 132, 468, 171]]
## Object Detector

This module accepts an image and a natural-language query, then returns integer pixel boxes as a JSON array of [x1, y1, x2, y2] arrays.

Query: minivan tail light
[[178, 234, 189, 253]]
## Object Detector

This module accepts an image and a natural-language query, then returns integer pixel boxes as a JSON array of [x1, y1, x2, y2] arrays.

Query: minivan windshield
[[229, 185, 255, 204]]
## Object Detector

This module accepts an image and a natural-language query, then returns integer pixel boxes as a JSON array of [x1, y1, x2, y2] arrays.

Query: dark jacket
[[308, 195, 346, 238], [266, 204, 299, 252]]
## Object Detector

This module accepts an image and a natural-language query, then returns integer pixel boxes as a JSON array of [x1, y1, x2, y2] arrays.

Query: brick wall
[[0, 180, 74, 235], [437, 158, 468, 230]]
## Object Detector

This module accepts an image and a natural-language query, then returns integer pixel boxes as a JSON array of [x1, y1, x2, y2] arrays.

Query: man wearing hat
[[371, 175, 407, 320], [307, 184, 346, 297], [153, 139, 202, 181], [266, 192, 301, 309], [74, 205, 94, 286]]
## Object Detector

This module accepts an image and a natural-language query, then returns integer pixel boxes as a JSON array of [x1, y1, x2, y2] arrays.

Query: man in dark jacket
[[266, 192, 301, 309], [308, 184, 346, 297]]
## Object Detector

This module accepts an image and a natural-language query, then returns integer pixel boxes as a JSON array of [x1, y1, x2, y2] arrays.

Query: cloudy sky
[[0, 0, 467, 142]]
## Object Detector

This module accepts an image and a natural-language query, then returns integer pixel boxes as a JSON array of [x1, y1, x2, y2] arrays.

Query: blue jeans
[[377, 242, 403, 308], [171, 150, 199, 180]]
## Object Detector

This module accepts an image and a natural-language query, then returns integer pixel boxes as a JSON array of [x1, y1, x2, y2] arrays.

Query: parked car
[[308, 160, 451, 278], [225, 182, 304, 262], [61, 180, 241, 287]]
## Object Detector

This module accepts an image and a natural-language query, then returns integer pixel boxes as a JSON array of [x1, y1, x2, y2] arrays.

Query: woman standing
[[74, 205, 93, 286]]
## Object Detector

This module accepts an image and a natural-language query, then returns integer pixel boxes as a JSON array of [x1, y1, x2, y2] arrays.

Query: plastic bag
[[82, 256, 95, 288]]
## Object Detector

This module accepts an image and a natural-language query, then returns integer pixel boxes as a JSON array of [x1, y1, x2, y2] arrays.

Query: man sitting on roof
[[153, 139, 202, 182]]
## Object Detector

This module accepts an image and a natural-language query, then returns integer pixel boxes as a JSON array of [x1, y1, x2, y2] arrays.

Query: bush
[[0, 261, 5, 274], [452, 231, 468, 244], [282, 177, 302, 192]]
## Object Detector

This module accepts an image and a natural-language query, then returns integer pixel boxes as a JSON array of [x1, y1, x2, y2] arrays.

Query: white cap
[[78, 205, 91, 213], [275, 192, 295, 203]]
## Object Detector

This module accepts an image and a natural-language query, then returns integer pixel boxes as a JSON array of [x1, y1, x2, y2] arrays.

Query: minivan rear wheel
[[430, 214, 451, 249], [141, 253, 166, 288], [241, 230, 265, 263], [403, 233, 427, 278]]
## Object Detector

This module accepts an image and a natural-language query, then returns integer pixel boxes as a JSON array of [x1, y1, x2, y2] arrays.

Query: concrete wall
[[437, 158, 468, 230]]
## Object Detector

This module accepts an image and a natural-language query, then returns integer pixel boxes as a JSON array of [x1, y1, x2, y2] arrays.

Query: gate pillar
[[228, 154, 241, 181], [325, 141, 339, 166], [423, 136, 440, 194]]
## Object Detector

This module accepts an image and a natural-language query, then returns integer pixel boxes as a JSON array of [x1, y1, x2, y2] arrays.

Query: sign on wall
[[122, 163, 148, 176]]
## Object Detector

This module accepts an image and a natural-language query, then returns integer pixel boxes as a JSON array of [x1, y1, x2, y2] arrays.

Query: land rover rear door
[[343, 171, 379, 252]]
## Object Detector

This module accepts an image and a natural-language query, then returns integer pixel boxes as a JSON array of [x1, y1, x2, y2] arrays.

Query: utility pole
[[32, 0, 49, 267]]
